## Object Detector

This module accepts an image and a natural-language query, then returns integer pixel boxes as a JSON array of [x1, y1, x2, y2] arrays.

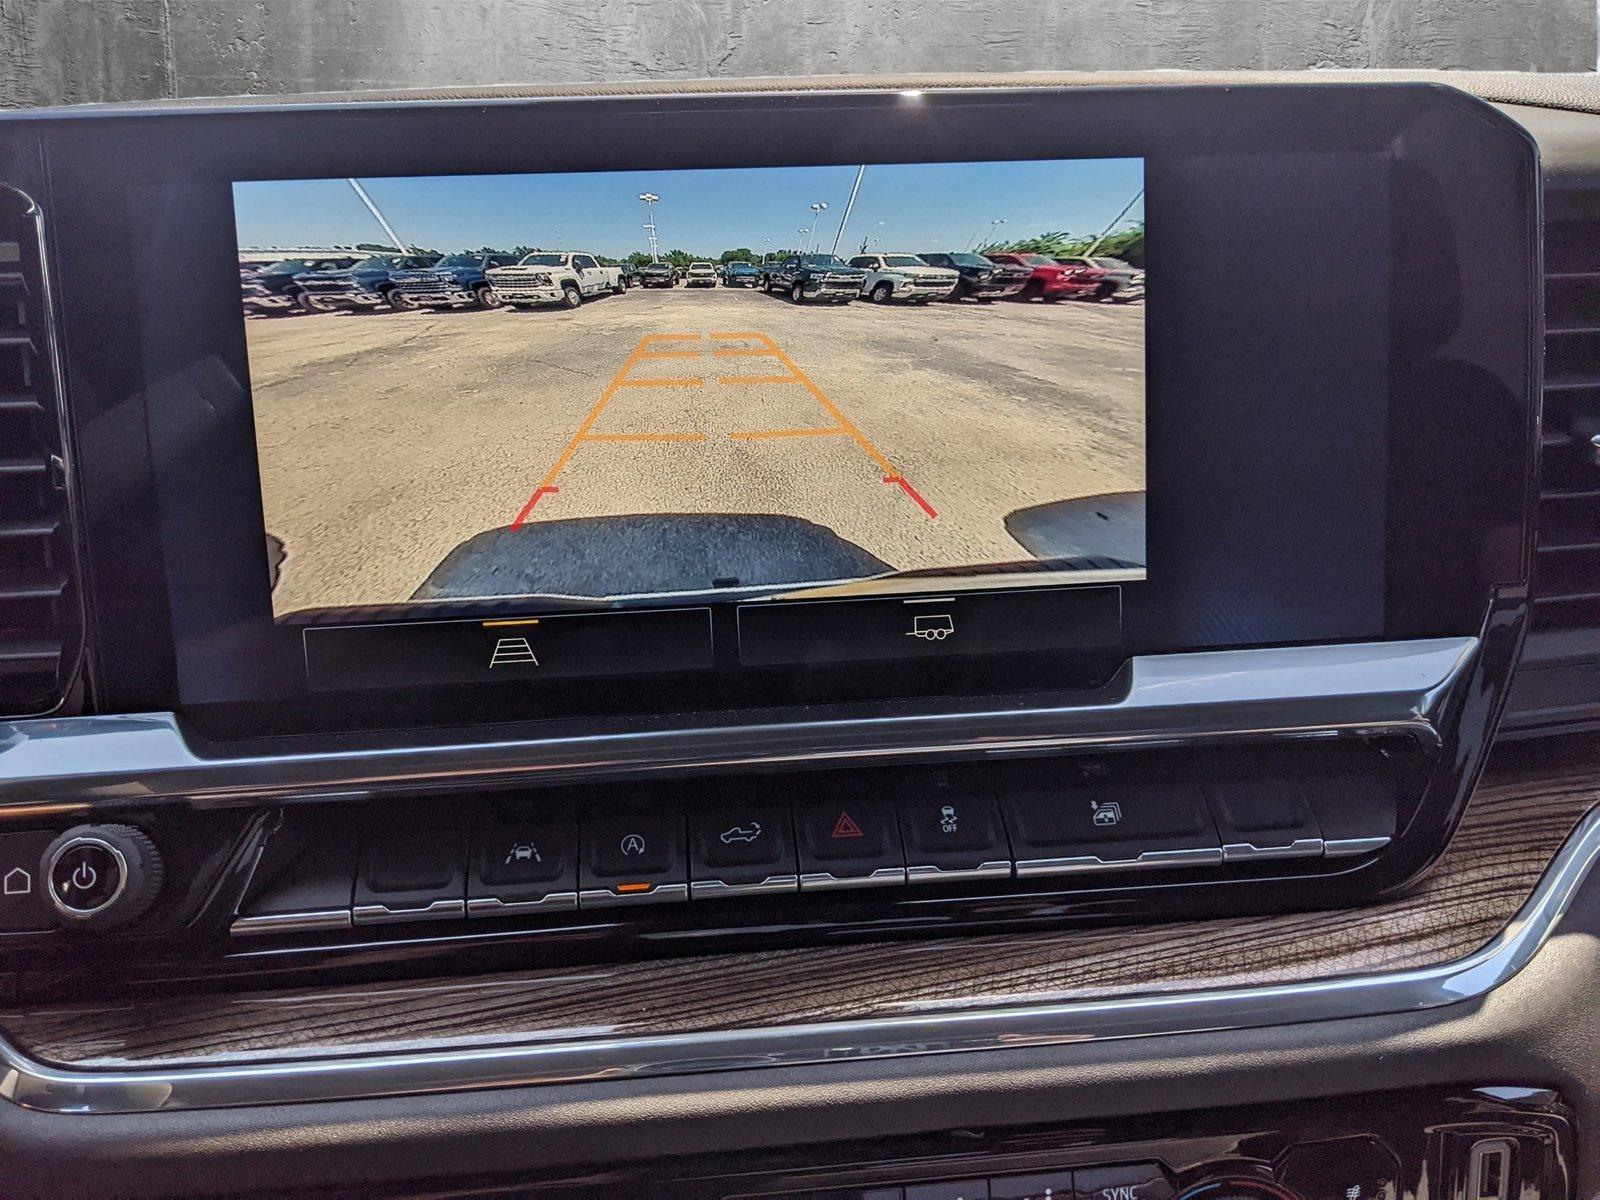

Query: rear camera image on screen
[[234, 159, 1146, 622]]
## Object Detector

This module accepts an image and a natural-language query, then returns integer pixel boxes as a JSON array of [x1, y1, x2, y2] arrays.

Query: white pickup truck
[[847, 252, 960, 304], [485, 252, 624, 309]]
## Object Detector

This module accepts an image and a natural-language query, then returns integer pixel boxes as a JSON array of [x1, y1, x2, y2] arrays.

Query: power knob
[[42, 824, 164, 929]]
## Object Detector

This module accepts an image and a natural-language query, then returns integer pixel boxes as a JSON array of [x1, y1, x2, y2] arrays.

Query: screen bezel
[[8, 82, 1538, 741]]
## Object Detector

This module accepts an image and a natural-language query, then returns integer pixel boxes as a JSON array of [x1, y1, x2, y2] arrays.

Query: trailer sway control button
[[1003, 780, 1223, 877]]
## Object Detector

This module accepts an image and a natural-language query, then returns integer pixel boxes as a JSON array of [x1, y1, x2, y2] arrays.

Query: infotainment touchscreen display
[[234, 159, 1146, 644], [41, 83, 1528, 727]]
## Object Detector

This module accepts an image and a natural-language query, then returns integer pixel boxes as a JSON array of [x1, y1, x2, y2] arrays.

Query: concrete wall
[[0, 0, 1594, 109]]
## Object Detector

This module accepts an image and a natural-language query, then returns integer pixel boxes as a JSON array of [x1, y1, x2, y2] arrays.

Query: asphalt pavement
[[244, 286, 1145, 616]]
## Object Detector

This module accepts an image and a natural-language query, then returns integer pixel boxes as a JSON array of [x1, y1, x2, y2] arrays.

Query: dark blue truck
[[295, 254, 438, 312], [238, 255, 361, 315], [387, 253, 523, 309]]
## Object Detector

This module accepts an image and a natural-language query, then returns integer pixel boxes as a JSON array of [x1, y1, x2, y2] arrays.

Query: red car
[[985, 251, 1106, 301]]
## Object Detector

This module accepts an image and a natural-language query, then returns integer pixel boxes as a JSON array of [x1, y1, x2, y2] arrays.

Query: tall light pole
[[829, 166, 867, 258], [966, 218, 1006, 252], [345, 179, 409, 252], [1085, 187, 1145, 257], [804, 201, 828, 254], [638, 192, 661, 262]]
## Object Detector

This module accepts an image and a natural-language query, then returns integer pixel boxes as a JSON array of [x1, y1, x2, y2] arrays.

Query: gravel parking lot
[[246, 287, 1144, 616]]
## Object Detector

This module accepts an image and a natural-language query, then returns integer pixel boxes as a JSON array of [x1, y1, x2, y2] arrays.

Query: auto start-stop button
[[47, 838, 126, 916]]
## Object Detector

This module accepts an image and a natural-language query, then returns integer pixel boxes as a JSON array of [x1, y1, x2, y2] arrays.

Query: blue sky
[[233, 158, 1143, 258]]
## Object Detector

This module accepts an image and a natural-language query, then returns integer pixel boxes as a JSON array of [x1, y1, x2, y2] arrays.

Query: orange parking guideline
[[509, 333, 684, 529], [729, 427, 850, 440], [710, 332, 897, 476], [586, 432, 710, 443], [511, 329, 936, 529]]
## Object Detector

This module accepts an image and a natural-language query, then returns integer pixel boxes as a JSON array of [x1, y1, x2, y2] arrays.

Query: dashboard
[[0, 74, 1594, 1200]]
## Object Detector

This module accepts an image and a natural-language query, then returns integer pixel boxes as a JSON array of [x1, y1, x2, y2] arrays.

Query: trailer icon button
[[737, 585, 1121, 668], [907, 613, 954, 641]]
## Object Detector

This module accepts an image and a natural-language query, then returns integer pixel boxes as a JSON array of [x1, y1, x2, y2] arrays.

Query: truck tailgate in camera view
[[234, 159, 1146, 621]]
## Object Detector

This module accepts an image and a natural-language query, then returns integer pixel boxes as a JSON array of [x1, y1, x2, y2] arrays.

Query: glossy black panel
[[0, 83, 1538, 738], [256, 1085, 1575, 1200]]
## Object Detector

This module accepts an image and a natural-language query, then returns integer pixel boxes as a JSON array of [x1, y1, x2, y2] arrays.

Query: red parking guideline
[[510, 486, 559, 530], [884, 475, 938, 519]]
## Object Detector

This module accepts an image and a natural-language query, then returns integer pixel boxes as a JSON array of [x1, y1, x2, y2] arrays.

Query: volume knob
[[42, 824, 164, 929]]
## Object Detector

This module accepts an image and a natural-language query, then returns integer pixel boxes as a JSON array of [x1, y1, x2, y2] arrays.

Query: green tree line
[[417, 232, 1150, 269], [617, 247, 785, 268], [975, 222, 1144, 267]]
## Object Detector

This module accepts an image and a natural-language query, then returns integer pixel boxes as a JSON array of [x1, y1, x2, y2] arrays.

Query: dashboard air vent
[[1537, 212, 1600, 629], [0, 185, 80, 716]]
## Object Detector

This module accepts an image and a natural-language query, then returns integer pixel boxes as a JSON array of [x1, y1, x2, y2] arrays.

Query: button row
[[355, 790, 1018, 924], [233, 768, 1394, 935]]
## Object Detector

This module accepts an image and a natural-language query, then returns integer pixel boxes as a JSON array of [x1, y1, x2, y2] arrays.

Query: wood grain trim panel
[[7, 755, 1597, 1069]]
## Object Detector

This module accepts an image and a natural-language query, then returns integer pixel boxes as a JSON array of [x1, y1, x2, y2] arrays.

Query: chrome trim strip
[[229, 909, 352, 936], [1221, 837, 1325, 863], [466, 893, 577, 918], [690, 875, 800, 899], [576, 883, 690, 908], [0, 638, 1474, 810], [2, 803, 1595, 1116], [798, 866, 908, 891], [352, 899, 465, 925], [1325, 836, 1393, 858], [904, 860, 1013, 884], [1015, 845, 1225, 877]]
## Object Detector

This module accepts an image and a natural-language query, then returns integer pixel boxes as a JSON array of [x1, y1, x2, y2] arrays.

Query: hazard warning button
[[795, 799, 906, 891]]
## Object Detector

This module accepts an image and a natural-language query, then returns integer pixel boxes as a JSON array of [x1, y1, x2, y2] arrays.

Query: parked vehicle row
[[753, 251, 1141, 305], [242, 248, 1142, 317]]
